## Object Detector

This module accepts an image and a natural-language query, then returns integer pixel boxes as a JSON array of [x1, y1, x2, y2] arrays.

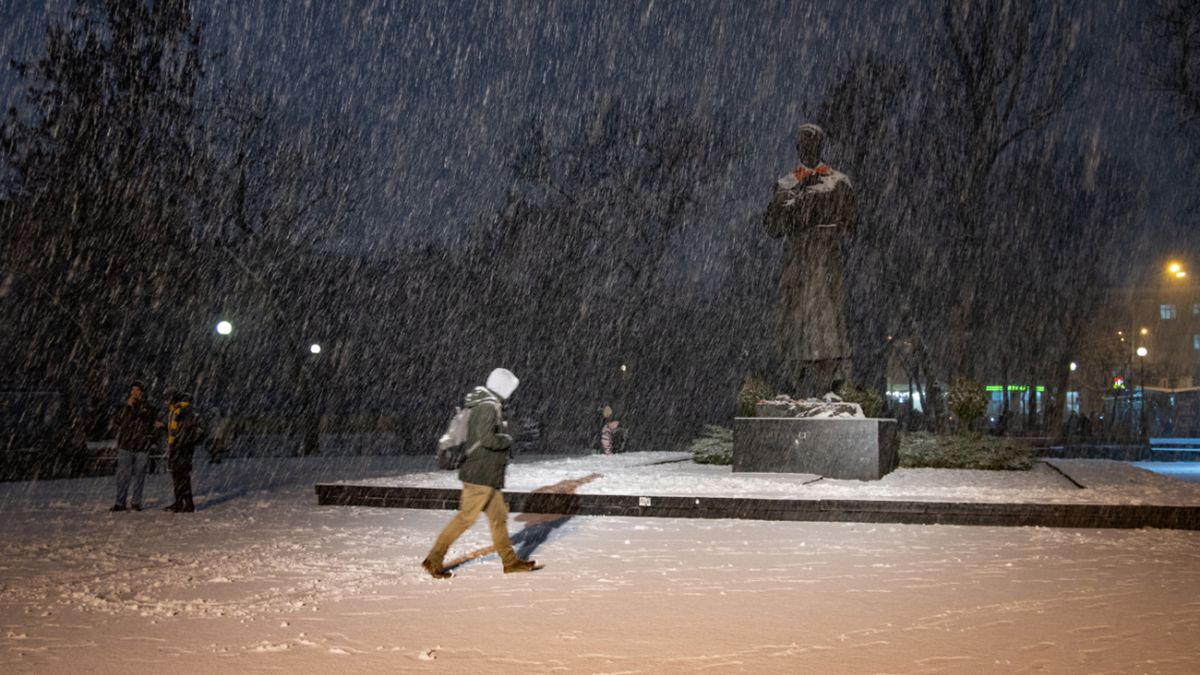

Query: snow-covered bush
[[899, 432, 1034, 470], [836, 383, 883, 418], [736, 377, 775, 417], [948, 378, 988, 430], [689, 425, 733, 464]]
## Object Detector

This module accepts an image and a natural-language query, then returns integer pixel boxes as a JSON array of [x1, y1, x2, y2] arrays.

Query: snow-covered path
[[2, 457, 1198, 673]]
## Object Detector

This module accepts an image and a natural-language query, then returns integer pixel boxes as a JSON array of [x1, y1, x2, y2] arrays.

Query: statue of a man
[[764, 123, 856, 397]]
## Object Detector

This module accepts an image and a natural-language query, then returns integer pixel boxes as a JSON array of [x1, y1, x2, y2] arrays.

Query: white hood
[[485, 368, 519, 400]]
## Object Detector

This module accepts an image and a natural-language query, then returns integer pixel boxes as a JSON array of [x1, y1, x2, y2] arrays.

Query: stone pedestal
[[733, 417, 899, 480]]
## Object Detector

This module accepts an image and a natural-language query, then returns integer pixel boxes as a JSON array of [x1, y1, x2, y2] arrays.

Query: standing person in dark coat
[[422, 368, 541, 579], [109, 380, 159, 512], [163, 391, 205, 513]]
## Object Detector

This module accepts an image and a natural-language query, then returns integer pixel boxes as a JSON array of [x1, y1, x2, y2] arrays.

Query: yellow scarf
[[167, 401, 190, 446]]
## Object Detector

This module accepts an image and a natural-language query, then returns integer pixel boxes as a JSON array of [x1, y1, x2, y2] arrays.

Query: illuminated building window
[[1194, 335, 1200, 350], [1194, 304, 1200, 316], [1161, 304, 1177, 320]]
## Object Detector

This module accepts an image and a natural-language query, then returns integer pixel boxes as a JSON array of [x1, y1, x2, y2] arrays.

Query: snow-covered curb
[[338, 453, 1200, 507]]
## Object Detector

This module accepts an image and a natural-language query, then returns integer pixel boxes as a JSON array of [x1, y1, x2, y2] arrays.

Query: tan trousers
[[427, 482, 519, 567]]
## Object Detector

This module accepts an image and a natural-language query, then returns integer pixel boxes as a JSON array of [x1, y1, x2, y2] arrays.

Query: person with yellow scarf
[[163, 391, 206, 512]]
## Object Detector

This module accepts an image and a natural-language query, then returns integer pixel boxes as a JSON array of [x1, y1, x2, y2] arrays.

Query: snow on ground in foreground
[[350, 451, 1200, 506], [1, 456, 1198, 674]]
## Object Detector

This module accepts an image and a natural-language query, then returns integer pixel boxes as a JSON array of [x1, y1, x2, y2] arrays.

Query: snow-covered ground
[[2, 455, 1199, 674]]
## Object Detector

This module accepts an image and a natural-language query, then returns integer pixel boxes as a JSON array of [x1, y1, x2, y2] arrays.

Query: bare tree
[[1, 0, 206, 399], [1142, 0, 1200, 129], [929, 0, 1090, 378], [193, 85, 363, 452], [469, 98, 738, 432], [987, 139, 1139, 434], [810, 54, 939, 397]]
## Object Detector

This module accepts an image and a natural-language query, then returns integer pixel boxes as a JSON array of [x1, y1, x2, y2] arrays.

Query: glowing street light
[[1140, 327, 1149, 336], [1069, 362, 1078, 372], [1167, 261, 1187, 279], [1136, 346, 1148, 358], [215, 320, 233, 335], [309, 343, 322, 355]]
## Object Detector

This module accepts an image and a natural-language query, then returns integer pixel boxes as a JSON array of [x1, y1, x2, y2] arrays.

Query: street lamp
[[1167, 261, 1187, 279], [211, 320, 235, 412], [1136, 347, 1148, 441], [309, 343, 322, 355]]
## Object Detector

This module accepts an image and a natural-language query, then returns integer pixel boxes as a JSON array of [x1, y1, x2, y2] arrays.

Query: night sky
[[1, 0, 1194, 271]]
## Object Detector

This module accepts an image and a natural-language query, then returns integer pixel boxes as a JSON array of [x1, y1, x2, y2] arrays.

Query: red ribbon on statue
[[793, 164, 832, 181]]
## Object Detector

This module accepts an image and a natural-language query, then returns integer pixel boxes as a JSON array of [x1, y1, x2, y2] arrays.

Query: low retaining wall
[[314, 483, 1200, 530]]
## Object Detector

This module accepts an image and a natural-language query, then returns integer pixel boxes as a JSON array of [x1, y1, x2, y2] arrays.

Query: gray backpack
[[435, 401, 499, 470]]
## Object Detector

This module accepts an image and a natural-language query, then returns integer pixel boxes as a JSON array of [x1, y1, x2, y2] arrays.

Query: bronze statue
[[764, 123, 856, 397]]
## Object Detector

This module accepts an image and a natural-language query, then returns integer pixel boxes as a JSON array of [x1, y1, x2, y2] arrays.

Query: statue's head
[[795, 123, 824, 165]]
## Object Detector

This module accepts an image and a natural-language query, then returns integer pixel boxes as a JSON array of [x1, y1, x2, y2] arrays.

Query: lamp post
[[299, 342, 324, 456], [1136, 346, 1148, 442], [209, 319, 235, 410]]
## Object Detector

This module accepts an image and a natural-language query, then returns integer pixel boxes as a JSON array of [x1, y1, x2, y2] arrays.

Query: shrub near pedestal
[[899, 432, 1034, 470], [690, 425, 734, 465]]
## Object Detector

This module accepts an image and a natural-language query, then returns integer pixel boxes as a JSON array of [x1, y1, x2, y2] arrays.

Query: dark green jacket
[[457, 387, 513, 489]]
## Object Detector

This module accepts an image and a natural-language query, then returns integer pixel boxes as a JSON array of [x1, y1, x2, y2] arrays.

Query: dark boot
[[109, 504, 126, 512], [503, 559, 543, 574], [421, 558, 452, 579], [170, 468, 193, 512], [180, 481, 194, 512]]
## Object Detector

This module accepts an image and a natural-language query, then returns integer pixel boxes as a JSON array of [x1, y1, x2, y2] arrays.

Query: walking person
[[422, 368, 541, 579], [109, 380, 158, 512], [163, 391, 205, 513]]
